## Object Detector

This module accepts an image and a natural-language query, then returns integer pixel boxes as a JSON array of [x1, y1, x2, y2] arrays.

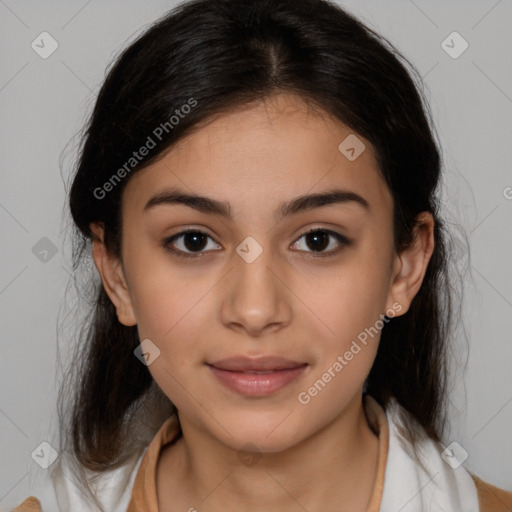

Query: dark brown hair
[[58, 0, 460, 508]]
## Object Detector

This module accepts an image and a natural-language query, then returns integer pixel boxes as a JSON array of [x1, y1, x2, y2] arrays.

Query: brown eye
[[163, 230, 221, 258], [291, 228, 351, 258], [305, 231, 330, 251]]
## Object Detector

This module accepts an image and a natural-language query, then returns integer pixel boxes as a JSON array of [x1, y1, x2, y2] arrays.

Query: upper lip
[[207, 356, 306, 372]]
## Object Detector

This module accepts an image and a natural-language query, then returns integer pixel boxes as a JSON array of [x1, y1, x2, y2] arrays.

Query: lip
[[208, 356, 305, 372], [207, 356, 308, 396]]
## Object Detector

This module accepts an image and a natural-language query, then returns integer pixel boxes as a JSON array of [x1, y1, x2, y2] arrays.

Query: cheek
[[293, 257, 391, 396], [296, 273, 386, 412], [134, 286, 211, 366], [304, 263, 391, 342], [136, 304, 210, 412], [310, 281, 383, 382], [125, 244, 211, 340]]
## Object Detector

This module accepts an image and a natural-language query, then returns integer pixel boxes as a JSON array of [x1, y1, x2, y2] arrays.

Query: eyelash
[[163, 227, 352, 260]]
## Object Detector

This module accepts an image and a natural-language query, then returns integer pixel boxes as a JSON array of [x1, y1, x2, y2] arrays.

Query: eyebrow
[[143, 187, 369, 221]]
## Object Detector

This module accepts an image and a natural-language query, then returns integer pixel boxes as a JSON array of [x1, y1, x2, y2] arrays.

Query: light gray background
[[1, 0, 511, 508]]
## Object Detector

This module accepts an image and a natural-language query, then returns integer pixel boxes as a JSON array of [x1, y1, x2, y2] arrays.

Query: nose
[[220, 245, 292, 337]]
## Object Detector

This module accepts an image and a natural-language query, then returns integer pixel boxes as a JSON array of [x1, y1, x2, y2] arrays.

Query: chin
[[209, 411, 308, 454]]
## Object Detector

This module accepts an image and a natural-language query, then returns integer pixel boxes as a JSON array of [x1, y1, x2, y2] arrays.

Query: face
[[95, 92, 427, 454]]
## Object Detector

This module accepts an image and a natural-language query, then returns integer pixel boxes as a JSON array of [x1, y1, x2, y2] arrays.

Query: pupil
[[307, 231, 328, 252], [184, 232, 207, 251]]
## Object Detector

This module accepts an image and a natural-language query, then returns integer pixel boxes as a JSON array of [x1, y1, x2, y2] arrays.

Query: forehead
[[122, 93, 392, 218]]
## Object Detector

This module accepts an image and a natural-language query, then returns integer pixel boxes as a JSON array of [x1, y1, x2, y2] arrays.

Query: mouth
[[206, 356, 308, 396], [208, 355, 306, 372]]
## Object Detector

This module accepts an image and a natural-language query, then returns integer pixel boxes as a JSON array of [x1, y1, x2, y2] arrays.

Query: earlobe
[[386, 212, 435, 316], [90, 222, 137, 327]]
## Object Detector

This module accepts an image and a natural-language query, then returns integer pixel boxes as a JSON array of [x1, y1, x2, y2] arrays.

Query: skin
[[91, 92, 434, 511]]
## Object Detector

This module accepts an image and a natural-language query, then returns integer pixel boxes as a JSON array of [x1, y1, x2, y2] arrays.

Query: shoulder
[[10, 448, 146, 512], [379, 397, 482, 511], [470, 473, 512, 512], [10, 496, 42, 512]]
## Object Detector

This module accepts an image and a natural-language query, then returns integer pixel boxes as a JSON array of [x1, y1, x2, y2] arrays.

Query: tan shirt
[[13, 397, 512, 511]]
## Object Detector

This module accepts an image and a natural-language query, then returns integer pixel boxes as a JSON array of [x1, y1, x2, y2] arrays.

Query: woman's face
[[108, 93, 409, 452]]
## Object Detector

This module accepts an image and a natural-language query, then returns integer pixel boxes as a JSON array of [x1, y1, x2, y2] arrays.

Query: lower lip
[[207, 364, 307, 396]]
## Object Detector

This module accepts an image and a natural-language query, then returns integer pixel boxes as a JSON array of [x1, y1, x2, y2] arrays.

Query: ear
[[385, 212, 435, 316], [90, 222, 137, 326]]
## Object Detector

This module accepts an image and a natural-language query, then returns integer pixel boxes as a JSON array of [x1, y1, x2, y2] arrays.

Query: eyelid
[[291, 226, 352, 259], [163, 226, 352, 259], [164, 228, 221, 259]]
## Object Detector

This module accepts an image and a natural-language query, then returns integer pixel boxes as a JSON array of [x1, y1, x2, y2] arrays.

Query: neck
[[157, 394, 381, 512]]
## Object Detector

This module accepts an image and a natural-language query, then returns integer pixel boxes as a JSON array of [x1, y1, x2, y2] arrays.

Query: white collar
[[380, 398, 479, 512], [31, 398, 480, 512]]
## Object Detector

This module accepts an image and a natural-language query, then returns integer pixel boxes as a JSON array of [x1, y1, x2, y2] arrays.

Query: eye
[[163, 227, 352, 260], [163, 229, 221, 259], [290, 228, 351, 258]]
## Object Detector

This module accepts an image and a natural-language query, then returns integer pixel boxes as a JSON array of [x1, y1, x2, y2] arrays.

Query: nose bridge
[[221, 235, 290, 334]]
